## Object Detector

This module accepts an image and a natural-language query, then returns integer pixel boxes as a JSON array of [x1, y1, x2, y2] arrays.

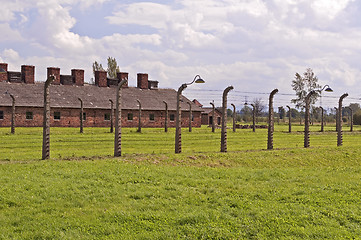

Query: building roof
[[201, 107, 222, 115], [0, 81, 203, 112]]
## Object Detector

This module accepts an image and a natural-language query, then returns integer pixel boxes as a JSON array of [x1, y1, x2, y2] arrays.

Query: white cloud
[[0, 0, 361, 107], [311, 0, 354, 19], [0, 24, 23, 41]]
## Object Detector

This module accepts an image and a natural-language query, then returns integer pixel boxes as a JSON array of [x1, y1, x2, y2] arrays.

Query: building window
[[26, 111, 33, 120], [83, 112, 86, 121], [104, 113, 110, 121], [54, 112, 61, 120], [192, 114, 194, 122], [217, 117, 221, 125], [149, 114, 155, 121], [0, 111, 3, 120], [128, 113, 133, 121], [170, 114, 175, 121]]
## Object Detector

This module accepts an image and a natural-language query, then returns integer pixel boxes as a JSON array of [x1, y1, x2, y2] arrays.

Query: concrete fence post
[[304, 91, 316, 148], [334, 107, 338, 133], [267, 89, 278, 150], [286, 105, 291, 133], [187, 102, 192, 132], [320, 106, 324, 132], [231, 103, 236, 132], [221, 86, 234, 152], [175, 84, 187, 153], [114, 78, 128, 157], [9, 94, 15, 134], [109, 99, 114, 133], [210, 102, 215, 133], [346, 106, 353, 132], [136, 99, 142, 133], [42, 75, 55, 160], [78, 98, 83, 133], [337, 93, 348, 146], [163, 101, 168, 132], [251, 104, 256, 132]]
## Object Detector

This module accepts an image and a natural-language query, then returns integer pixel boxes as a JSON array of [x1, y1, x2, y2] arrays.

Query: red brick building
[[0, 63, 202, 128]]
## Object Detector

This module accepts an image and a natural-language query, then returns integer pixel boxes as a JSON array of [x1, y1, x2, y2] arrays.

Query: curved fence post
[[210, 101, 215, 133], [42, 75, 55, 160], [187, 102, 192, 132], [251, 104, 256, 132], [78, 98, 83, 133], [9, 94, 15, 134], [221, 86, 234, 152], [231, 103, 236, 132], [163, 101, 168, 132], [286, 105, 291, 133], [175, 84, 187, 153], [114, 78, 128, 157], [267, 89, 278, 150], [136, 99, 142, 133], [346, 106, 353, 132], [337, 93, 348, 146], [304, 91, 316, 148], [334, 107, 338, 133], [109, 99, 114, 133], [320, 106, 324, 132]]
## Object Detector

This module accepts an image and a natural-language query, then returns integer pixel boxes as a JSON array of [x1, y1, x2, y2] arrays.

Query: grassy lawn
[[1, 124, 361, 239]]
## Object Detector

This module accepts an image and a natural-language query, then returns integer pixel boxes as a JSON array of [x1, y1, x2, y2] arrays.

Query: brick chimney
[[0, 63, 8, 82], [137, 73, 148, 89], [47, 67, 60, 85], [117, 72, 128, 88], [21, 65, 35, 84], [95, 70, 107, 87], [72, 69, 84, 86]]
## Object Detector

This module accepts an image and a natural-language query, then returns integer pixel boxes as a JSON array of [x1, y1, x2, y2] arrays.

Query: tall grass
[[0, 123, 358, 161], [1, 124, 361, 239]]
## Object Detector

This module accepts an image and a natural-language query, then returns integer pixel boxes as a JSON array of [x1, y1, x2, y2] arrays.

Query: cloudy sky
[[1, 0, 361, 108]]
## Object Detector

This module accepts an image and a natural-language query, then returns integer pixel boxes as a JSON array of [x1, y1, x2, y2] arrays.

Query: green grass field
[[1, 123, 361, 239]]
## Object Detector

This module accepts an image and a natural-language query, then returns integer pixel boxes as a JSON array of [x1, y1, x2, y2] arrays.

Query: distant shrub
[[353, 111, 361, 125]]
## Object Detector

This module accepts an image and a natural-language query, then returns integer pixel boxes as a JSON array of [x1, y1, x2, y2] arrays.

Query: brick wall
[[48, 67, 61, 85], [0, 63, 8, 82], [21, 65, 35, 84], [201, 110, 222, 125], [72, 69, 84, 86], [0, 106, 202, 128]]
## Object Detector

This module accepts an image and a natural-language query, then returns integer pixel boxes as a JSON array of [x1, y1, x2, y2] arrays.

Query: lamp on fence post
[[267, 89, 278, 150], [346, 106, 353, 132], [78, 98, 83, 133], [163, 101, 168, 132], [114, 78, 128, 157], [42, 75, 55, 160], [231, 103, 236, 132], [337, 93, 348, 146], [175, 75, 205, 154], [5, 92, 16, 134], [210, 101, 215, 133], [286, 105, 291, 133], [109, 99, 114, 133], [187, 102, 192, 132], [221, 86, 234, 152], [136, 99, 142, 133], [304, 85, 333, 148]]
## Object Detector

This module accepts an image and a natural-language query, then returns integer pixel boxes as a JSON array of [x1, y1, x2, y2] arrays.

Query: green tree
[[291, 68, 321, 109], [107, 56, 120, 79], [92, 61, 104, 77]]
